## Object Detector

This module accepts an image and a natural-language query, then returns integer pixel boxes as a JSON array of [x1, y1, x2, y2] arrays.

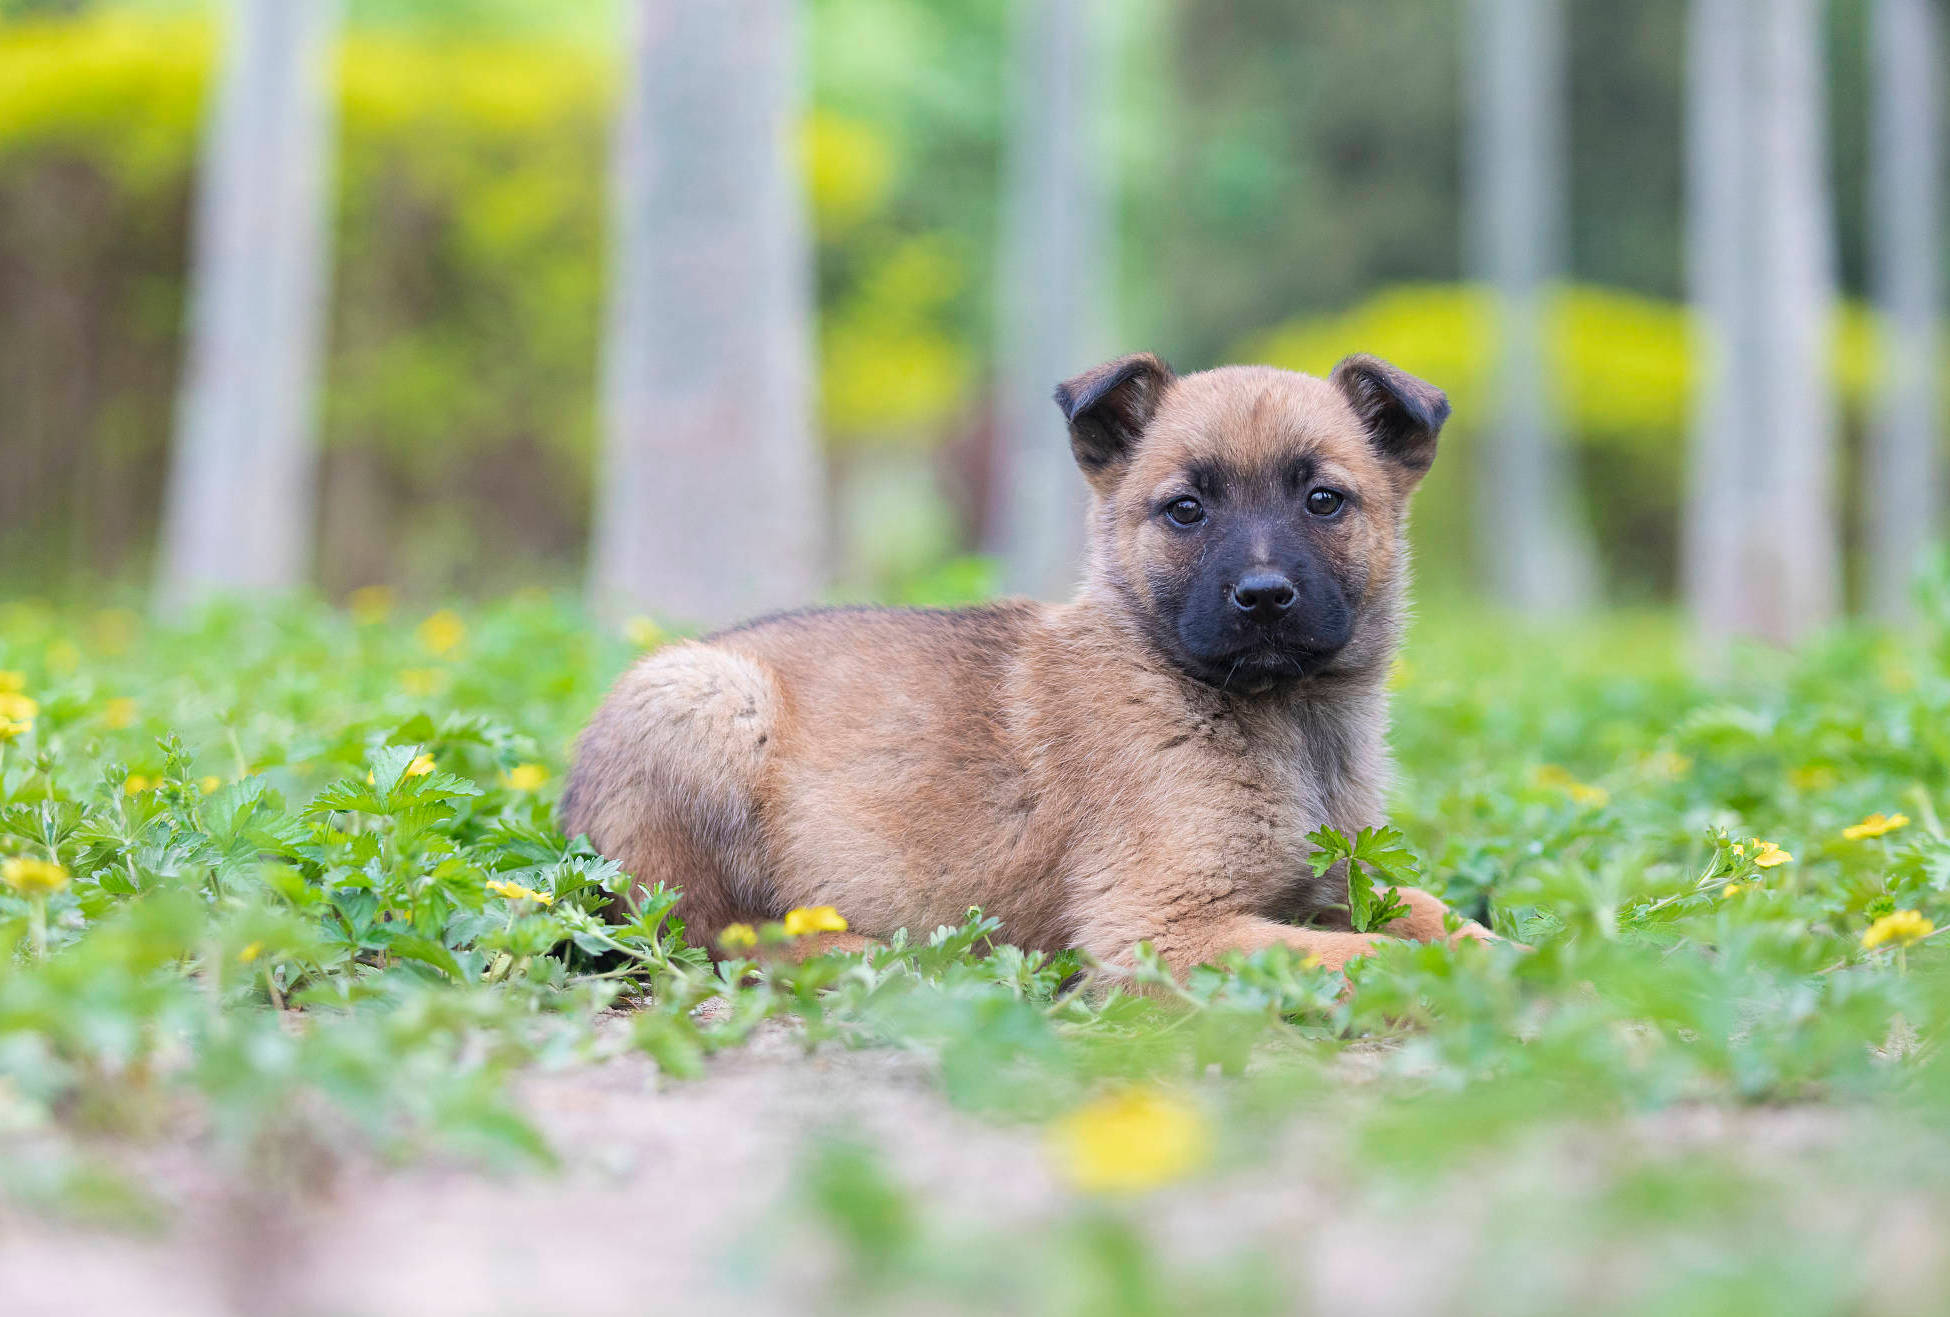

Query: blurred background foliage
[[0, 0, 1938, 602]]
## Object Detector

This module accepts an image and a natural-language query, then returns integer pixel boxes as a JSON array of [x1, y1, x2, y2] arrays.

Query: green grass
[[3, 583, 1950, 1311]]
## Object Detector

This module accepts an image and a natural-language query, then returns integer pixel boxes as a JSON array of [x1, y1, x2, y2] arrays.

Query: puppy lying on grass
[[564, 353, 1494, 976]]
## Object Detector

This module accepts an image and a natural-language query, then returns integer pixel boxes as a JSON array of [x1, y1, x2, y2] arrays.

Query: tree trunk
[[1465, 0, 1598, 612], [988, 0, 1111, 601], [157, 0, 339, 612], [590, 0, 823, 627], [1684, 0, 1840, 648], [1866, 0, 1942, 620]]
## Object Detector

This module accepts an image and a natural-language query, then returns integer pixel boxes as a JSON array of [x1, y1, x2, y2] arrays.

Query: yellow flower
[[102, 697, 138, 730], [1789, 765, 1839, 792], [485, 879, 553, 906], [239, 941, 263, 963], [1721, 882, 1752, 899], [1750, 840, 1792, 869], [719, 922, 758, 951], [503, 763, 549, 792], [782, 905, 848, 937], [200, 776, 222, 795], [0, 692, 38, 726], [0, 671, 23, 693], [0, 714, 28, 743], [1862, 909, 1934, 951], [347, 584, 394, 625], [417, 609, 467, 657], [405, 753, 436, 778], [623, 616, 665, 651], [123, 775, 154, 796], [399, 667, 450, 697], [1536, 764, 1608, 808], [1049, 1088, 1210, 1194], [2, 857, 69, 895], [1843, 813, 1909, 842]]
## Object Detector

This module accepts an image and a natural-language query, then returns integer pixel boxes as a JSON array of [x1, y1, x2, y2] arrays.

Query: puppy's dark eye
[[1306, 488, 1346, 518], [1164, 497, 1204, 527]]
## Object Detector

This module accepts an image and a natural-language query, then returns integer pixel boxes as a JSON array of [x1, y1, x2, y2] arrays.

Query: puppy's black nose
[[1230, 571, 1297, 620]]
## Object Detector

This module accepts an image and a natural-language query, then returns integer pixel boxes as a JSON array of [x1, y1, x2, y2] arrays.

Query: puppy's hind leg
[[561, 642, 784, 948]]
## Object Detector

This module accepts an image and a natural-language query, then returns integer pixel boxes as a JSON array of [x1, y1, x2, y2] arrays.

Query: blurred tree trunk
[[1866, 0, 1941, 620], [1684, 0, 1840, 648], [1465, 0, 1598, 612], [988, 0, 1111, 600], [157, 0, 340, 612], [591, 0, 823, 626]]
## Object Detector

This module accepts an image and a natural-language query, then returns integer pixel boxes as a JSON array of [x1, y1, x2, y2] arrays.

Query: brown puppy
[[563, 352, 1491, 975]]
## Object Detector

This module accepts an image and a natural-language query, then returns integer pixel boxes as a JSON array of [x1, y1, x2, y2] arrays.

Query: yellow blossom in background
[[719, 923, 758, 951], [239, 941, 263, 963], [782, 905, 847, 937], [1750, 841, 1792, 869], [2, 857, 69, 895], [123, 775, 153, 796], [1536, 764, 1608, 808], [102, 697, 137, 730], [1049, 1088, 1211, 1194], [399, 667, 450, 697], [1862, 910, 1934, 951], [504, 763, 548, 792], [801, 108, 894, 235], [348, 585, 395, 625], [200, 776, 221, 795], [1789, 765, 1839, 792], [0, 713, 28, 743], [485, 879, 553, 906], [90, 608, 139, 657], [417, 609, 467, 657], [0, 692, 39, 730], [45, 641, 79, 675], [1721, 882, 1752, 899], [0, 671, 23, 693], [1843, 813, 1909, 842], [623, 616, 664, 651], [405, 753, 436, 778]]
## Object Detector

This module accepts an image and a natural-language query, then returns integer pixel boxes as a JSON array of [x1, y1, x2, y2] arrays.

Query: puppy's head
[[1056, 352, 1447, 696]]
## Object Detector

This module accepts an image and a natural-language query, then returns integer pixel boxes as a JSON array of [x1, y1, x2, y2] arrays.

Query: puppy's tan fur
[[564, 354, 1488, 975]]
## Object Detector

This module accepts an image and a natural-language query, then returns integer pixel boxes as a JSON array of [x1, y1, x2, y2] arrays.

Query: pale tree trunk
[[157, 0, 339, 612], [1866, 0, 1941, 620], [1466, 0, 1599, 612], [989, 0, 1111, 600], [591, 0, 823, 626], [1684, 0, 1840, 648]]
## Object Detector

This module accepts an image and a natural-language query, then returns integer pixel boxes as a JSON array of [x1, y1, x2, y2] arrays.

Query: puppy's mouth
[[1174, 643, 1344, 695]]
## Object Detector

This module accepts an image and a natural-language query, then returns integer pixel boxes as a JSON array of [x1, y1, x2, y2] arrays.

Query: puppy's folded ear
[[1054, 353, 1175, 478], [1330, 354, 1449, 481]]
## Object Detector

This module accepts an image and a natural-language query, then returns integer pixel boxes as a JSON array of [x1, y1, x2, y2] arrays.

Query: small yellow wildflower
[[199, 776, 222, 795], [1536, 764, 1609, 808], [399, 667, 450, 697], [1750, 841, 1792, 869], [405, 753, 436, 778], [0, 671, 23, 693], [2, 857, 69, 895], [504, 763, 549, 792], [90, 609, 139, 657], [347, 584, 394, 625], [485, 879, 554, 906], [0, 714, 28, 743], [1862, 910, 1933, 951], [1721, 882, 1752, 899], [239, 941, 263, 963], [123, 775, 154, 796], [417, 609, 467, 657], [782, 905, 848, 937], [102, 697, 138, 730], [719, 923, 758, 951], [1049, 1088, 1210, 1193], [1843, 813, 1909, 842], [0, 692, 38, 727], [1789, 765, 1839, 792], [623, 616, 665, 651]]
